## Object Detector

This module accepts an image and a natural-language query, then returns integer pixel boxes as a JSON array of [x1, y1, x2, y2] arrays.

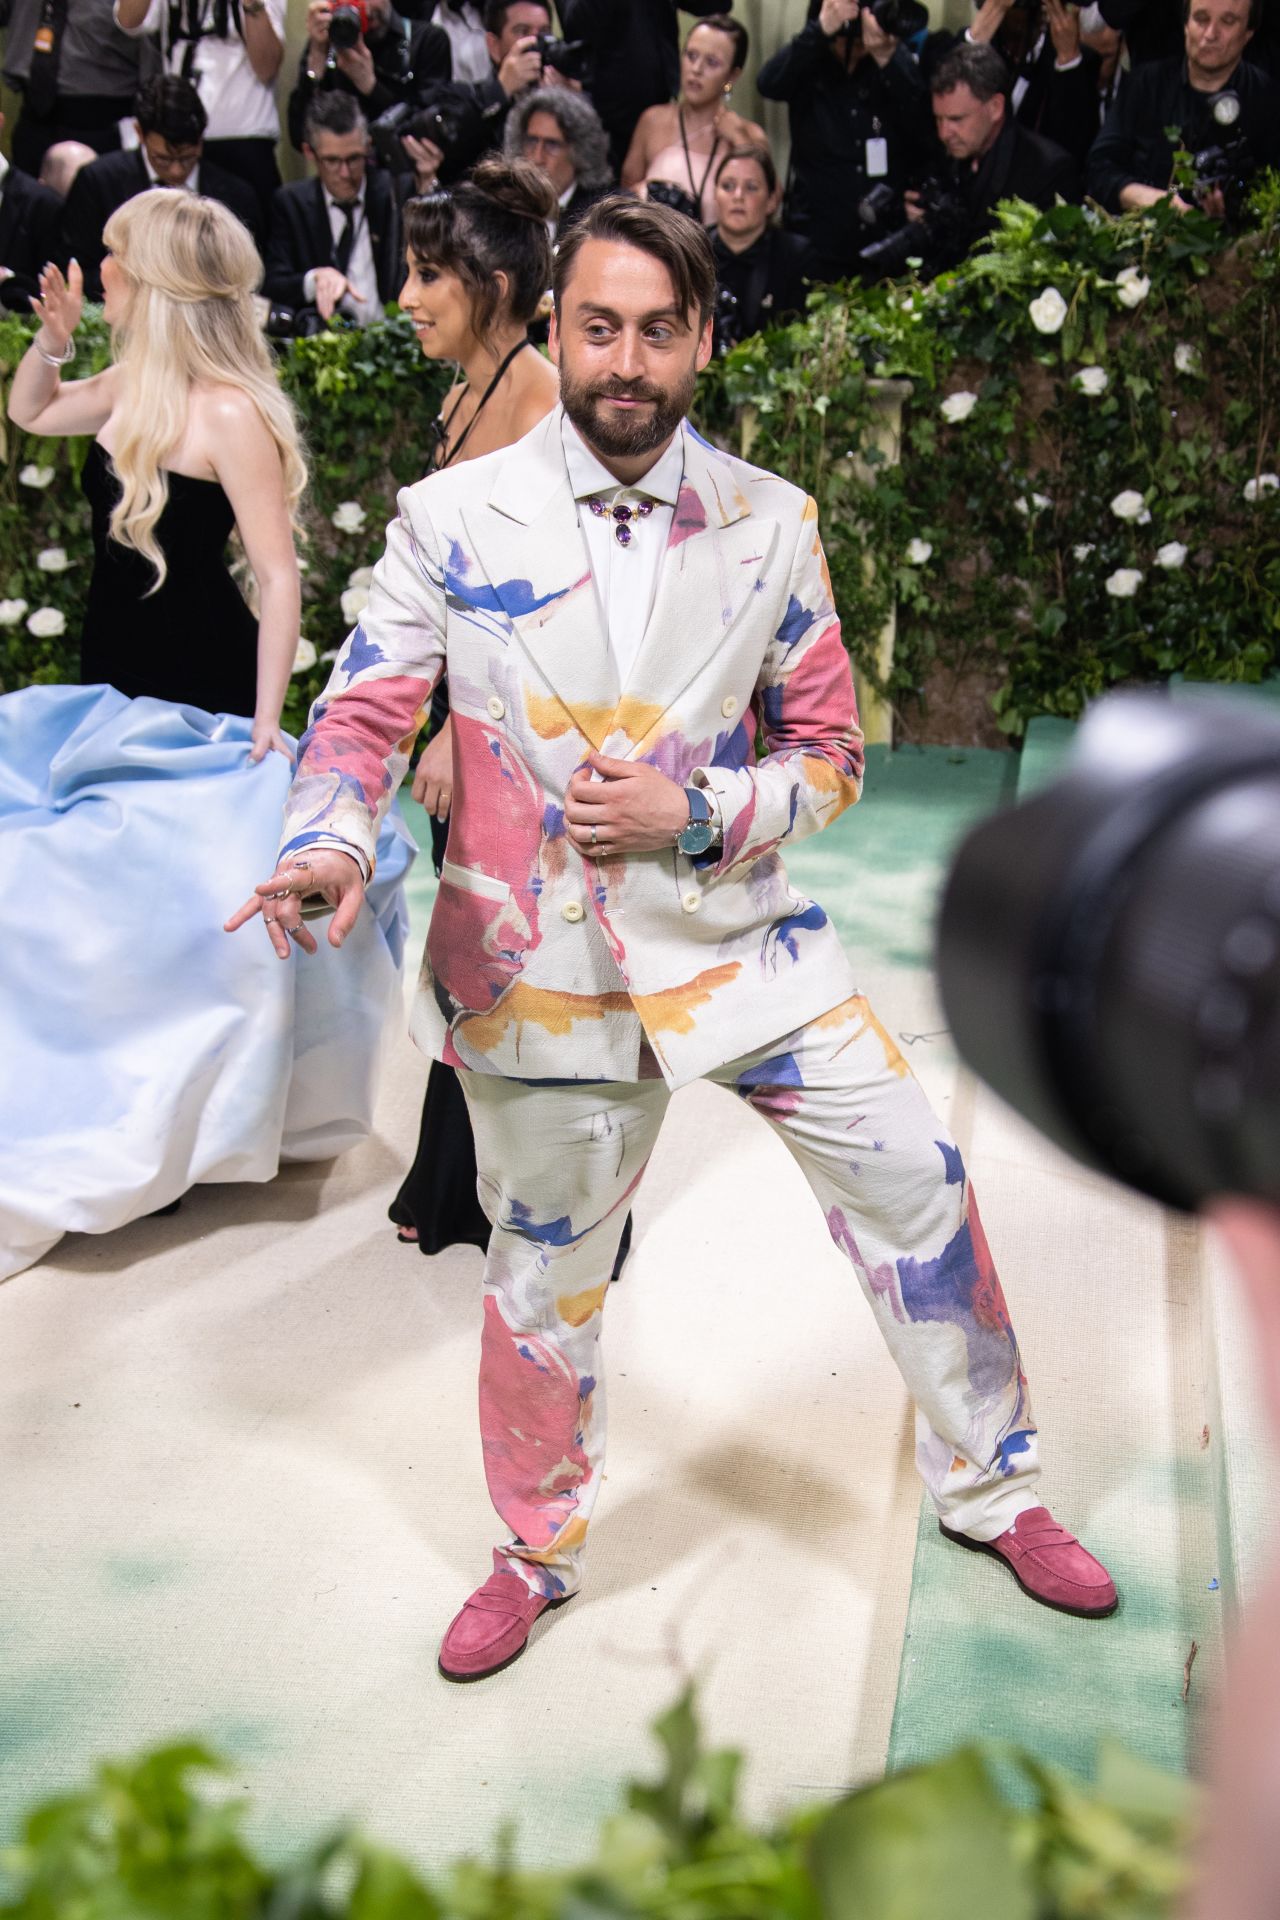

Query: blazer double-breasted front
[[281, 407, 866, 1088]]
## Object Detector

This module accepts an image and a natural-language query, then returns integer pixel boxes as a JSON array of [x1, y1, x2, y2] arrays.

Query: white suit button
[[721, 696, 739, 718], [562, 900, 586, 924], [681, 891, 701, 913], [486, 695, 506, 721]]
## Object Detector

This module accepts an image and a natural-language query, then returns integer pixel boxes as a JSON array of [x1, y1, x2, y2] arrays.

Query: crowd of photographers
[[0, 0, 1278, 341]]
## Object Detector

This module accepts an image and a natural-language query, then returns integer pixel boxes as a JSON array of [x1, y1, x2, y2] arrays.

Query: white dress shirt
[[303, 187, 380, 324], [560, 412, 685, 690]]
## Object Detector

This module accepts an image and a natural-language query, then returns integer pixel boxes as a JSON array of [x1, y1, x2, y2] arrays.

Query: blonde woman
[[10, 189, 303, 756], [0, 189, 415, 1280]]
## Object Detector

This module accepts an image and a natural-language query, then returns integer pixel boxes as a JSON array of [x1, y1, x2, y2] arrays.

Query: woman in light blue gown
[[0, 190, 412, 1282]]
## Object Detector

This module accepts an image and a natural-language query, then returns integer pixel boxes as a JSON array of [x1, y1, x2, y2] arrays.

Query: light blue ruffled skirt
[[0, 684, 416, 1281]]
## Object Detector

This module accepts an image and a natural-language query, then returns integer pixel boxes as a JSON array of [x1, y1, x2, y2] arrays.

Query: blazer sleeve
[[61, 170, 109, 300], [690, 497, 865, 874], [262, 190, 314, 309], [277, 488, 447, 876]]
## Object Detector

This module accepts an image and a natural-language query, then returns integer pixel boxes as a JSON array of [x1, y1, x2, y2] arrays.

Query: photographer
[[286, 0, 451, 152], [901, 41, 1077, 272], [264, 92, 403, 328], [1085, 0, 1280, 213], [757, 0, 935, 284], [955, 0, 1104, 166], [503, 84, 613, 235], [400, 0, 573, 185], [556, 0, 724, 172], [709, 143, 812, 347]]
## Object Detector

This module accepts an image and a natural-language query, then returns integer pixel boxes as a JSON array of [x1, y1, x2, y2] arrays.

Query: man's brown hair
[[552, 194, 717, 328]]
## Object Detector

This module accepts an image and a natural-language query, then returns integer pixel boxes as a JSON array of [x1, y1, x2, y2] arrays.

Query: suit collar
[[486, 406, 751, 532]]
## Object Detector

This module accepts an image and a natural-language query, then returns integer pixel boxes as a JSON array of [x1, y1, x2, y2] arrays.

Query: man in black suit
[[263, 92, 404, 326], [61, 74, 262, 299], [287, 0, 452, 150], [909, 41, 1079, 269], [0, 110, 65, 312], [928, 0, 1105, 167]]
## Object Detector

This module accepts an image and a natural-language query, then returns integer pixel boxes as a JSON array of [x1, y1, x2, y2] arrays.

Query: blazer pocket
[[439, 859, 511, 904]]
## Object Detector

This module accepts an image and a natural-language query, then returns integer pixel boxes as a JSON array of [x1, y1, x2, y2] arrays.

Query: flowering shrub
[[2, 178, 1277, 744]]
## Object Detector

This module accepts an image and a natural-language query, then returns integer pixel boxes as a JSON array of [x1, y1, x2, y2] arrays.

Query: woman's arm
[[620, 107, 660, 190], [203, 387, 302, 763], [242, 0, 284, 84], [8, 261, 119, 436]]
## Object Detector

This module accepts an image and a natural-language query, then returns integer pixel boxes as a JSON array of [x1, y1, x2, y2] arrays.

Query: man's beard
[[559, 361, 698, 460]]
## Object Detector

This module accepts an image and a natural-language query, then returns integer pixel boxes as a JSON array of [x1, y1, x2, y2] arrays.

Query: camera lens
[[328, 6, 362, 49], [936, 692, 1280, 1210]]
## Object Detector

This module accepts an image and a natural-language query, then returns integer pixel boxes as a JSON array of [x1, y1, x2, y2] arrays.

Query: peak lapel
[[606, 424, 777, 757], [458, 409, 620, 751]]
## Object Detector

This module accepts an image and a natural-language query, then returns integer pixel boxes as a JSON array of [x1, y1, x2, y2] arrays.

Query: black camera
[[533, 29, 588, 79], [936, 691, 1280, 1212], [712, 283, 740, 356], [1191, 92, 1259, 226], [863, 0, 929, 35], [327, 2, 367, 50], [858, 175, 967, 277], [371, 97, 466, 172], [263, 302, 328, 339]]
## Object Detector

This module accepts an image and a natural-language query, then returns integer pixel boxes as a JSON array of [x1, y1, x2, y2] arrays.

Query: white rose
[[18, 464, 55, 489], [1155, 541, 1188, 569], [1015, 492, 1052, 516], [340, 585, 370, 626], [940, 390, 978, 423], [1243, 474, 1280, 502], [346, 565, 375, 590], [293, 637, 317, 673], [331, 501, 367, 534], [1074, 366, 1108, 396], [1073, 543, 1095, 561], [1174, 343, 1200, 375], [0, 598, 29, 627], [1114, 267, 1150, 308], [1104, 568, 1144, 598], [26, 605, 67, 637], [1028, 287, 1068, 334], [36, 546, 70, 573], [1110, 489, 1151, 524], [906, 539, 933, 565]]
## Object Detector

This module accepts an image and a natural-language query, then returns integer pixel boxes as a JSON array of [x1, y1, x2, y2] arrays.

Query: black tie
[[334, 205, 356, 276]]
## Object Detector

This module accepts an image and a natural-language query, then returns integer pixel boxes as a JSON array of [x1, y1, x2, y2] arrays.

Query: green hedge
[[0, 1691, 1196, 1918], [2, 179, 1277, 742]]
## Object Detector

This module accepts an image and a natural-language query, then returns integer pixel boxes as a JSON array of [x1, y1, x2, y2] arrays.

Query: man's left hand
[[335, 37, 377, 91], [1044, 0, 1081, 63], [565, 750, 690, 855]]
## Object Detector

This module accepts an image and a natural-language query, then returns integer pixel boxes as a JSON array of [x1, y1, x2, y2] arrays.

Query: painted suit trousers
[[459, 991, 1041, 1600]]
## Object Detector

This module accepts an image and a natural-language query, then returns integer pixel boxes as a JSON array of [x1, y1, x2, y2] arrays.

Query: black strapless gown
[[80, 438, 257, 716]]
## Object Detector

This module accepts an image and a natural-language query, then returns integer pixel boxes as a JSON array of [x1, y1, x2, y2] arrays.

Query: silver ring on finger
[[264, 916, 277, 925], [288, 925, 306, 941], [590, 824, 598, 847]]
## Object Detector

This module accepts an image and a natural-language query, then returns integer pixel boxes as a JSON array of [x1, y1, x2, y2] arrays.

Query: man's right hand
[[497, 32, 543, 96], [313, 265, 364, 318], [903, 189, 925, 223], [224, 848, 367, 958], [305, 0, 332, 68], [402, 131, 445, 191], [818, 0, 858, 34]]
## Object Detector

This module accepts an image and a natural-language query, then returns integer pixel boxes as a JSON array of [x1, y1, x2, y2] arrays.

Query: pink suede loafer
[[940, 1505, 1118, 1618], [438, 1556, 570, 1682]]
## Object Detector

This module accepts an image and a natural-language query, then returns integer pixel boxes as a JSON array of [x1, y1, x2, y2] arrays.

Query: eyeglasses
[[314, 152, 366, 172], [523, 133, 567, 156]]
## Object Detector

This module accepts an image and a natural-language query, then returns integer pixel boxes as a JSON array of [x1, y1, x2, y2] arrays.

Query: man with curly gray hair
[[503, 85, 614, 236]]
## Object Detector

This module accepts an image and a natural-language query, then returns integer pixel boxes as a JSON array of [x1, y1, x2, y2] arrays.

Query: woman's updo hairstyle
[[403, 156, 555, 335]]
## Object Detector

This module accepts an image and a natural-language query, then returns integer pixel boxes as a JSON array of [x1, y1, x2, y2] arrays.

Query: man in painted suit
[[229, 196, 1117, 1679]]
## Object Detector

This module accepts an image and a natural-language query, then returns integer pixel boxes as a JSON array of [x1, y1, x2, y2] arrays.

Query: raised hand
[[1044, 0, 1081, 64], [224, 847, 367, 958], [30, 258, 84, 353]]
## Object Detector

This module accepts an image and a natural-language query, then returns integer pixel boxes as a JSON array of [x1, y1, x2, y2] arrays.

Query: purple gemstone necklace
[[587, 496, 655, 548]]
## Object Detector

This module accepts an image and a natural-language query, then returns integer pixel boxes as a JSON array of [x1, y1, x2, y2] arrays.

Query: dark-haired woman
[[388, 157, 560, 1257], [621, 16, 767, 224], [709, 145, 812, 348]]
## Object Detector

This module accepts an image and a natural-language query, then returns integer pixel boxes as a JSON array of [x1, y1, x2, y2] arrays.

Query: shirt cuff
[[302, 267, 318, 303], [279, 833, 373, 886], [1054, 52, 1083, 67]]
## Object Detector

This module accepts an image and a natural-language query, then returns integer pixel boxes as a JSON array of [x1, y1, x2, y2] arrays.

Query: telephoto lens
[[935, 690, 1280, 1211]]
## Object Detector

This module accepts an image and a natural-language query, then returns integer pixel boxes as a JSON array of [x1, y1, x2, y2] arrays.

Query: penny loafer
[[940, 1505, 1118, 1618], [438, 1557, 570, 1682]]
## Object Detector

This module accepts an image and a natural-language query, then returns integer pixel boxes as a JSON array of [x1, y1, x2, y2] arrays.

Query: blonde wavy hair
[[102, 189, 306, 591]]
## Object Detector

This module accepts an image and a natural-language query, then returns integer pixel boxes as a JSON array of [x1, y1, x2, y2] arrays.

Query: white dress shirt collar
[[560, 412, 685, 507]]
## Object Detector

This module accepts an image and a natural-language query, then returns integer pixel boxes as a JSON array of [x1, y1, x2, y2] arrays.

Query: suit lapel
[[459, 408, 621, 751], [605, 423, 775, 757]]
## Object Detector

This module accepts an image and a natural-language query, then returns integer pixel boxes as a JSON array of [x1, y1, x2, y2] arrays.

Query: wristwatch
[[678, 785, 716, 856]]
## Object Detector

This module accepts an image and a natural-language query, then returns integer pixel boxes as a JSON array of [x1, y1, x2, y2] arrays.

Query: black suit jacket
[[285, 15, 452, 149], [0, 165, 65, 312], [1086, 55, 1280, 210], [262, 171, 403, 313], [62, 149, 264, 299]]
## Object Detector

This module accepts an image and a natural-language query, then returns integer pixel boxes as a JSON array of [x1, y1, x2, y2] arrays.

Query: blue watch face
[[679, 819, 716, 855]]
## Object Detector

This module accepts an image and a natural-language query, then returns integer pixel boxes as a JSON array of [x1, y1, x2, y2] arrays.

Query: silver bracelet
[[34, 335, 76, 369]]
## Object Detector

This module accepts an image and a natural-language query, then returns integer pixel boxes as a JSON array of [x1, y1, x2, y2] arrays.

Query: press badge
[[865, 136, 889, 176]]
